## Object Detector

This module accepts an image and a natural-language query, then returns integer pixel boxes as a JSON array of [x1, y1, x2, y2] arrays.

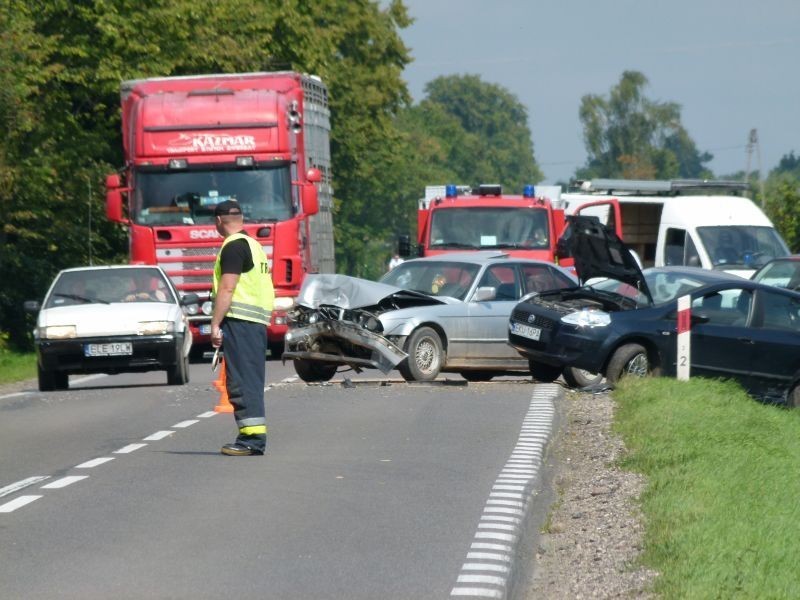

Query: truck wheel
[[399, 327, 444, 382], [606, 343, 656, 384], [562, 367, 603, 389], [460, 371, 495, 382], [293, 359, 337, 383], [528, 360, 562, 383], [167, 342, 189, 385]]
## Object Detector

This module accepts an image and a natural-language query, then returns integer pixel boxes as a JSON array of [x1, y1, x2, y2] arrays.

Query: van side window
[[664, 228, 701, 267]]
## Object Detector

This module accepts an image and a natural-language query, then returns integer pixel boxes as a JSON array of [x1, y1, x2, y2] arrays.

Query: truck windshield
[[132, 165, 293, 225], [429, 207, 550, 250], [696, 226, 789, 269]]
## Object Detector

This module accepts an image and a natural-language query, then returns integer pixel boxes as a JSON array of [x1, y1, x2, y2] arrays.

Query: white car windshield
[[379, 261, 481, 300]]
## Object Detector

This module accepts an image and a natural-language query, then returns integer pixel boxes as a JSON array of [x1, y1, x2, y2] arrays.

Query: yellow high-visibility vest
[[212, 233, 274, 324]]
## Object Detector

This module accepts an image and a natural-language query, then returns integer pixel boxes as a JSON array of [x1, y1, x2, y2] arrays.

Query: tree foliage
[[0, 0, 413, 349], [577, 71, 712, 180]]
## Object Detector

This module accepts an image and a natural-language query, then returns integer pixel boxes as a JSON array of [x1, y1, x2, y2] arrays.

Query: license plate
[[84, 342, 133, 357], [199, 324, 212, 335], [510, 322, 541, 341]]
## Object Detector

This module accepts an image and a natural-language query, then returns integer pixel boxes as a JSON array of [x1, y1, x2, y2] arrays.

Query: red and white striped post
[[676, 295, 691, 381]]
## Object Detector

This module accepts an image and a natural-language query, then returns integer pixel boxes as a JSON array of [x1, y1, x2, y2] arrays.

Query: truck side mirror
[[105, 173, 127, 223], [301, 183, 319, 216], [398, 235, 411, 258]]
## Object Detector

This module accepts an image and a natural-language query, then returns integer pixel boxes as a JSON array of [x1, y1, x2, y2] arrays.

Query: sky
[[395, 0, 800, 184]]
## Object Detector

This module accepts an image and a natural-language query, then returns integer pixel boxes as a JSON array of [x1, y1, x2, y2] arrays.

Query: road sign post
[[677, 295, 691, 381]]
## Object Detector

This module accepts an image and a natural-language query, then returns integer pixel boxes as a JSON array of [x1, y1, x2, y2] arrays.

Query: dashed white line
[[0, 476, 50, 498], [451, 588, 503, 599], [462, 563, 510, 573], [41, 476, 88, 489], [0, 495, 43, 513], [172, 419, 199, 428], [197, 411, 218, 418], [114, 443, 148, 454], [75, 457, 115, 469], [143, 430, 174, 441]]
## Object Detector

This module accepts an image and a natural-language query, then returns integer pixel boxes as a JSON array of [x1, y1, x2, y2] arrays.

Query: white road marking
[[75, 457, 115, 469], [143, 430, 174, 441], [451, 384, 560, 599], [172, 419, 199, 428], [114, 443, 148, 454], [0, 495, 42, 513], [0, 476, 50, 498], [197, 411, 218, 418], [70, 374, 107, 385], [0, 391, 34, 400], [41, 476, 88, 489]]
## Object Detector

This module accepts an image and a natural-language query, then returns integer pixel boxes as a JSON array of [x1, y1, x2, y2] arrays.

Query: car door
[[689, 287, 756, 390], [742, 288, 800, 400], [466, 264, 524, 363]]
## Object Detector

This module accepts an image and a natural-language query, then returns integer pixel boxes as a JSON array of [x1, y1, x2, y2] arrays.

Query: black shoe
[[220, 442, 264, 456]]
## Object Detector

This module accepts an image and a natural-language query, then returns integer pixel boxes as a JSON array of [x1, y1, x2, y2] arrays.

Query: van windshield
[[697, 226, 789, 269]]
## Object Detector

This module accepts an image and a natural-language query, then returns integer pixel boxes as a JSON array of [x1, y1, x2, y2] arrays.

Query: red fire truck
[[406, 184, 568, 263], [106, 71, 335, 355]]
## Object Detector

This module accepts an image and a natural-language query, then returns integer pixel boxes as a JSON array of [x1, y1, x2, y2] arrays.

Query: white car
[[25, 265, 198, 391]]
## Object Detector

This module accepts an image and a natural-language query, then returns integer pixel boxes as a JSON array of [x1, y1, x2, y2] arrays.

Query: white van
[[561, 179, 789, 277]]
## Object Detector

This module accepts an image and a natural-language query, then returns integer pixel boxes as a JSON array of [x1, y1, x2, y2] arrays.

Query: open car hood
[[564, 215, 652, 302], [297, 274, 445, 309]]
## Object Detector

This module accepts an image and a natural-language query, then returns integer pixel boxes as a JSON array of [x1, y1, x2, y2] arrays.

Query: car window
[[691, 288, 751, 326], [521, 264, 573, 294], [477, 265, 519, 301], [757, 290, 800, 332], [379, 261, 479, 300], [753, 260, 800, 291]]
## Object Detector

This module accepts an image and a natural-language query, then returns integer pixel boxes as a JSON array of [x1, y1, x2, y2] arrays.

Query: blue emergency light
[[523, 184, 535, 198], [445, 184, 458, 197]]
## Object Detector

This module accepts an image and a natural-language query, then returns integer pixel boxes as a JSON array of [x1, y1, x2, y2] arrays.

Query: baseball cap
[[214, 200, 243, 216]]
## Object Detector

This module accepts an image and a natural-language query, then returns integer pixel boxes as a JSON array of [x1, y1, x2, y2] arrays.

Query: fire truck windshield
[[429, 207, 550, 250], [132, 165, 293, 225]]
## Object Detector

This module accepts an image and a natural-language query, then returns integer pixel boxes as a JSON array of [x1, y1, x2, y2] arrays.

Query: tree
[[577, 71, 712, 180]]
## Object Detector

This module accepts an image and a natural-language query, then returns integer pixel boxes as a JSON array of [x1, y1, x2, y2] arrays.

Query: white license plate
[[510, 322, 541, 341], [199, 324, 212, 335], [84, 342, 133, 357]]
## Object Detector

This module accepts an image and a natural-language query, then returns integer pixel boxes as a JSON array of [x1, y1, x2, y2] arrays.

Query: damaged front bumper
[[283, 320, 407, 374]]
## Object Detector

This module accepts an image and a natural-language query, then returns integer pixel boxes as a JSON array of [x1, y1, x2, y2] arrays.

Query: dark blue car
[[509, 216, 800, 405]]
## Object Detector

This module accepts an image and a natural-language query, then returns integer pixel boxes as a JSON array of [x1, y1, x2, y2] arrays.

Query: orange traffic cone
[[213, 358, 234, 413]]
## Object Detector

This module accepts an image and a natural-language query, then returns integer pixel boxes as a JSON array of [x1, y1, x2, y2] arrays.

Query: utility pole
[[744, 128, 765, 206]]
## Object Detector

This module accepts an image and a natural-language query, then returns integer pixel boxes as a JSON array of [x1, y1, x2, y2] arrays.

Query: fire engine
[[404, 184, 568, 263], [106, 71, 335, 355]]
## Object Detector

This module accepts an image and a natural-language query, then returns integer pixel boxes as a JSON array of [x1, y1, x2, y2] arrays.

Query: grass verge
[[0, 350, 36, 385], [614, 377, 800, 598]]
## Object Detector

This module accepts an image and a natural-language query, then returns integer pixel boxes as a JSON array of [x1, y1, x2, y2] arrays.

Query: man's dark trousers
[[221, 317, 267, 452]]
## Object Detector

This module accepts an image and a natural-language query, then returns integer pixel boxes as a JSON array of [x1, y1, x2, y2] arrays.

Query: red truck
[[404, 184, 568, 264], [106, 71, 335, 356]]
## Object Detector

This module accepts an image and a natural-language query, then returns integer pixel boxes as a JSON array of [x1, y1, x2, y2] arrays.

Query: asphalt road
[[0, 359, 561, 600]]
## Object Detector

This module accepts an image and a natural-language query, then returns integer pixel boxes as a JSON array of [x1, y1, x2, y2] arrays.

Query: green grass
[[0, 350, 36, 385], [614, 377, 800, 598]]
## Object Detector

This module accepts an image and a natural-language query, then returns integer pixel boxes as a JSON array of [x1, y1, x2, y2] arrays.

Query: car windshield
[[132, 164, 293, 225], [752, 259, 800, 291], [428, 207, 550, 250], [696, 226, 788, 269], [379, 261, 481, 300], [584, 270, 711, 307], [46, 268, 174, 307]]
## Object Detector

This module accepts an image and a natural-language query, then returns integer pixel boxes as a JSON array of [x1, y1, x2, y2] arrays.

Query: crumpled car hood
[[297, 274, 446, 309]]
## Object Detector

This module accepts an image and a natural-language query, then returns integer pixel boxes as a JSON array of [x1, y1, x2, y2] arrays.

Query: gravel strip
[[524, 388, 659, 598]]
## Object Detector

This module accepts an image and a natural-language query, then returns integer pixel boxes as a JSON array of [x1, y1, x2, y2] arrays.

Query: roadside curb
[[449, 382, 563, 599]]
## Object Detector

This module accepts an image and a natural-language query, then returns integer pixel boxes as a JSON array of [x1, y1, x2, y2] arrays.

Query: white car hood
[[38, 303, 183, 337]]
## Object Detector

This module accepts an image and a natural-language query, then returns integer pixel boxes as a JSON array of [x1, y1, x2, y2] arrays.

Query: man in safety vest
[[210, 200, 274, 456]]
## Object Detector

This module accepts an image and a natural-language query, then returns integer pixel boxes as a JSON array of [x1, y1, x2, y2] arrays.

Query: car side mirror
[[180, 293, 200, 306], [24, 300, 41, 313], [472, 286, 496, 302]]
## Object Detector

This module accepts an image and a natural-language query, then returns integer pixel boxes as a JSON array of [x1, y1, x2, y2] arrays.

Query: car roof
[[401, 252, 556, 266], [644, 266, 746, 282], [58, 265, 166, 275]]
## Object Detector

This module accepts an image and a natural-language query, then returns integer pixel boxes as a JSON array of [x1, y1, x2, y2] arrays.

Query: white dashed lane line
[[0, 495, 43, 513], [172, 419, 199, 428], [0, 476, 50, 499], [41, 476, 89, 489], [143, 430, 175, 441], [76, 457, 115, 469], [114, 443, 148, 454], [450, 383, 561, 600]]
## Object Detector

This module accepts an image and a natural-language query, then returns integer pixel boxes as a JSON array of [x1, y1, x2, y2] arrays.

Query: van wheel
[[167, 351, 189, 385], [399, 327, 444, 382], [563, 367, 603, 389], [293, 359, 337, 383], [38, 365, 67, 391], [528, 360, 562, 383], [607, 344, 658, 384]]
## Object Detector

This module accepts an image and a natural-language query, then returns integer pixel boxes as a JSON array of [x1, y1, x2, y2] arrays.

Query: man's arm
[[211, 273, 240, 348]]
